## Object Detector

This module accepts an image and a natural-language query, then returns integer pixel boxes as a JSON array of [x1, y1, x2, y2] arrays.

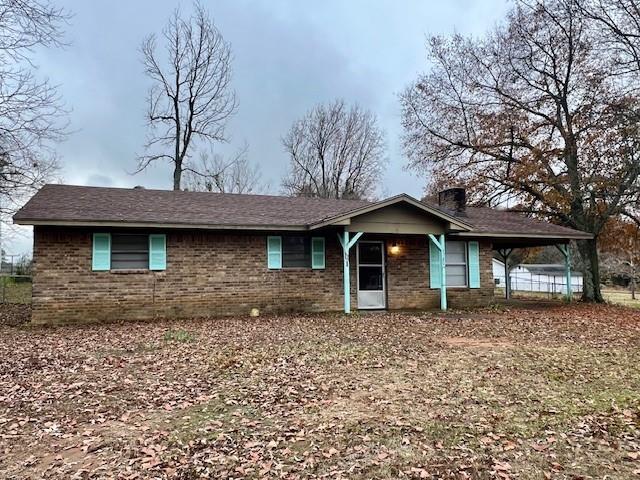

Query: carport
[[482, 236, 582, 301]]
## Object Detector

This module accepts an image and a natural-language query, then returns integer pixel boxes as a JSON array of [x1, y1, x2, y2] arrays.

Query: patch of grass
[[486, 301, 508, 312], [163, 328, 196, 343], [95, 342, 159, 358], [498, 286, 640, 309], [169, 397, 261, 443], [603, 289, 640, 308], [0, 277, 32, 304]]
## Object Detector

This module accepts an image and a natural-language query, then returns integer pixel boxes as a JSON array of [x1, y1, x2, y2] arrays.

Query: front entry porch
[[314, 193, 581, 314], [334, 228, 575, 314], [337, 229, 452, 313]]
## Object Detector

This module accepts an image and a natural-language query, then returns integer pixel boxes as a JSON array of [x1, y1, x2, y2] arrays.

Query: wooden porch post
[[428, 233, 447, 311], [498, 248, 513, 299], [337, 228, 363, 314], [556, 244, 572, 301]]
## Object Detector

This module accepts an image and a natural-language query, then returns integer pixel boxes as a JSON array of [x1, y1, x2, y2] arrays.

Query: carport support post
[[337, 229, 364, 314], [498, 248, 513, 299], [428, 233, 447, 311], [556, 244, 572, 301]]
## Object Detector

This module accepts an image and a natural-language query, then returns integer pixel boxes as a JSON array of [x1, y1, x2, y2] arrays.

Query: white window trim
[[445, 241, 468, 288]]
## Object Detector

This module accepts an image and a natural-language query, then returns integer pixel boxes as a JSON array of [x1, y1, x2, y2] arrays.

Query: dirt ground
[[1, 302, 639, 479]]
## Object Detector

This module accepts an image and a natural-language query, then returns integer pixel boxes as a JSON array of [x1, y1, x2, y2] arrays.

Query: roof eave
[[13, 218, 309, 231], [449, 231, 594, 240]]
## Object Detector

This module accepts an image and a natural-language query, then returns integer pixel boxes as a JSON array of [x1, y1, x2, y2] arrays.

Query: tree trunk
[[577, 238, 604, 303], [173, 161, 182, 191]]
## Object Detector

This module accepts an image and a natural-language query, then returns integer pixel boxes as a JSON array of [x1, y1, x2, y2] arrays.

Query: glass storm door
[[357, 241, 386, 309]]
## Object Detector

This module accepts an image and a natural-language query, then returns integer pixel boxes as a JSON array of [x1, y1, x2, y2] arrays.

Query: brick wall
[[383, 235, 495, 310], [32, 227, 494, 324]]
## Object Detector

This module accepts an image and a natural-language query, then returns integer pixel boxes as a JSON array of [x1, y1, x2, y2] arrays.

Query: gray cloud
[[6, 0, 509, 255]]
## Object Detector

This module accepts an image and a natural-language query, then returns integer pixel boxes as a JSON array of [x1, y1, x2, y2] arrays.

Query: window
[[358, 242, 383, 265], [92, 233, 166, 271], [358, 242, 384, 291], [282, 236, 311, 268], [359, 267, 383, 290], [445, 241, 467, 287], [267, 235, 325, 270], [111, 234, 149, 269]]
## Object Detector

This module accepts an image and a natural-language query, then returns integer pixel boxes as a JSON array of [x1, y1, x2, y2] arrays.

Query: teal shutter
[[429, 237, 441, 289], [149, 234, 167, 270], [311, 237, 325, 269], [267, 236, 282, 269], [468, 241, 480, 288], [92, 233, 111, 271]]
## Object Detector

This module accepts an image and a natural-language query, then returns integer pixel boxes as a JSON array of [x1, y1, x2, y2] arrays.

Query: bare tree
[[183, 143, 267, 194], [576, 0, 640, 242], [400, 0, 640, 302], [0, 0, 69, 218], [600, 217, 640, 298], [281, 100, 386, 200], [138, 3, 237, 190], [577, 0, 640, 74]]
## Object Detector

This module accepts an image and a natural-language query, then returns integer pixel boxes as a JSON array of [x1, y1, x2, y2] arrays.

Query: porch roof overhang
[[449, 230, 594, 250], [309, 194, 474, 234]]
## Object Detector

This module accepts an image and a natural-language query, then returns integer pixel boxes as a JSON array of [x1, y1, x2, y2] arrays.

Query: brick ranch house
[[14, 184, 592, 325]]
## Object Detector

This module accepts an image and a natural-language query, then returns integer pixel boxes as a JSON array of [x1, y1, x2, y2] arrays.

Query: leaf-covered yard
[[1, 303, 639, 479]]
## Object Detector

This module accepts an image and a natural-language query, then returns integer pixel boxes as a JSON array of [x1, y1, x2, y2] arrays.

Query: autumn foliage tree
[[400, 0, 640, 302]]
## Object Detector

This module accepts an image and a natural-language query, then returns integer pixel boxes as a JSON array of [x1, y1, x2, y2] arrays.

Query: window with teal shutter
[[149, 234, 167, 270], [267, 236, 282, 269], [311, 237, 325, 269], [92, 233, 111, 271], [429, 237, 441, 288], [468, 241, 480, 288]]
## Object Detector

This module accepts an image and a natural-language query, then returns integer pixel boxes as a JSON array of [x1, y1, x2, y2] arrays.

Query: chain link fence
[[495, 268, 583, 299], [508, 270, 583, 296], [1, 255, 32, 304]]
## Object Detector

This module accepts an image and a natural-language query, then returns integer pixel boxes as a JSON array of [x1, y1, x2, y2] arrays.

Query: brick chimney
[[438, 187, 466, 213]]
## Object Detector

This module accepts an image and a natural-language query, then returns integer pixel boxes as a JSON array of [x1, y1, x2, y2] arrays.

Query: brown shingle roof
[[13, 184, 369, 228], [445, 206, 590, 238], [13, 184, 592, 239]]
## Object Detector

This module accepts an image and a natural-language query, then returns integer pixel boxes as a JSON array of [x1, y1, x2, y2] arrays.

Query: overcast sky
[[5, 0, 510, 256]]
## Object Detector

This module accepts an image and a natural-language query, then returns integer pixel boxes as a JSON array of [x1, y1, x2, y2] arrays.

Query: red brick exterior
[[31, 226, 494, 324]]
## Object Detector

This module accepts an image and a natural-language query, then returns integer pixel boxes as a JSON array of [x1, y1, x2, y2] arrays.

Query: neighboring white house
[[492, 259, 583, 295]]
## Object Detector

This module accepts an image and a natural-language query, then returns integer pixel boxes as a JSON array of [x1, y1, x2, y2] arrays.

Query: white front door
[[357, 241, 386, 309]]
